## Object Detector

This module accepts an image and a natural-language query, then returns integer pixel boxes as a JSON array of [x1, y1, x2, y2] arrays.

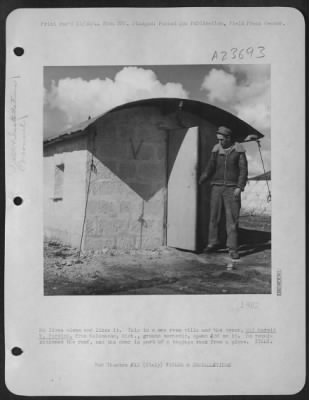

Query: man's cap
[[216, 126, 232, 136]]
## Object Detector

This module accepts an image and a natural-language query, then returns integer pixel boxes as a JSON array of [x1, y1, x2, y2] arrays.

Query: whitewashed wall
[[241, 180, 272, 216]]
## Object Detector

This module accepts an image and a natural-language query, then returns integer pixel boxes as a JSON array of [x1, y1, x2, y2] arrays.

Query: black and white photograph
[[5, 6, 305, 397], [43, 64, 271, 295]]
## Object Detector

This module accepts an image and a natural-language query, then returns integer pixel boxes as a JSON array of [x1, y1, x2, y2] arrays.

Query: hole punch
[[13, 47, 24, 56], [13, 196, 23, 206], [11, 347, 23, 356]]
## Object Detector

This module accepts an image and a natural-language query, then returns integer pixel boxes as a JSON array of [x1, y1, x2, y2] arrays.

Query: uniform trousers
[[208, 185, 240, 250]]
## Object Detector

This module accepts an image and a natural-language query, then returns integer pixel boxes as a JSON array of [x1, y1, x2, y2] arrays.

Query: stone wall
[[44, 136, 88, 247], [83, 106, 167, 250], [43, 105, 236, 251]]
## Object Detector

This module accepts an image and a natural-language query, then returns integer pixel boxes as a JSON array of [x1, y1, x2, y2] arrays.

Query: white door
[[167, 126, 199, 251]]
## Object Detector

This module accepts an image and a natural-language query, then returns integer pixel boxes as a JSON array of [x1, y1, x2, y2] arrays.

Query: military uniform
[[200, 136, 248, 254]]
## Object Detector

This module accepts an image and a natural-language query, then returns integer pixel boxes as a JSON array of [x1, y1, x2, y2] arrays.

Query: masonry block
[[141, 122, 165, 142], [99, 200, 118, 216], [144, 198, 164, 217], [96, 141, 129, 160], [156, 144, 166, 160], [141, 236, 163, 249], [137, 162, 165, 182], [101, 238, 116, 248], [87, 199, 118, 217], [120, 199, 142, 215], [144, 218, 162, 229], [118, 162, 137, 179], [90, 180, 127, 196], [85, 218, 97, 236], [95, 115, 117, 133], [115, 113, 143, 139], [132, 143, 155, 160], [128, 220, 142, 235], [83, 237, 104, 251], [92, 160, 119, 179], [116, 234, 138, 249], [87, 199, 99, 214], [90, 181, 103, 196], [132, 127, 164, 144], [96, 218, 128, 236], [143, 220, 163, 238], [128, 182, 153, 200], [83, 233, 117, 250]]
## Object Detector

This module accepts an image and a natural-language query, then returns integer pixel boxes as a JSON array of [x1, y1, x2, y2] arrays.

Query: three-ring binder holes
[[13, 47, 24, 56], [13, 196, 23, 206], [11, 347, 23, 356]]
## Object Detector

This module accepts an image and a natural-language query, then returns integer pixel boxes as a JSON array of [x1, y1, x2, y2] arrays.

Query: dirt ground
[[44, 235, 271, 295]]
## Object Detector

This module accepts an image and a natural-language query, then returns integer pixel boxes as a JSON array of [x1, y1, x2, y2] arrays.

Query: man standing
[[199, 126, 248, 260]]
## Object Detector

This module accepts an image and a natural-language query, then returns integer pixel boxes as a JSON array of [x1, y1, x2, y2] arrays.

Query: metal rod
[[163, 131, 169, 246], [78, 129, 97, 257], [78, 155, 93, 257], [256, 140, 271, 201], [139, 200, 145, 249]]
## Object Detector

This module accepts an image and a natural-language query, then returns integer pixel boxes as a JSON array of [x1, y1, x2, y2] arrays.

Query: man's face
[[217, 134, 232, 149]]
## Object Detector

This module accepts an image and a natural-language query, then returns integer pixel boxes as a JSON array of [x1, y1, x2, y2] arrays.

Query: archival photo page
[[5, 7, 305, 397]]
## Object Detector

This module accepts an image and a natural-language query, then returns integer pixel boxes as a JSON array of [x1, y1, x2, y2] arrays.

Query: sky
[[44, 64, 270, 176]]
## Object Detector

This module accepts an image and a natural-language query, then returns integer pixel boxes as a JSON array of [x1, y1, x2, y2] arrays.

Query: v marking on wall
[[130, 138, 144, 159]]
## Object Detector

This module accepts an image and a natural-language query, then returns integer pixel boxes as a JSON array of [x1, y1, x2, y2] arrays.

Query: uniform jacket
[[201, 142, 248, 190]]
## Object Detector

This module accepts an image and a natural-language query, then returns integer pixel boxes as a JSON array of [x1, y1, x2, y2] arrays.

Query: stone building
[[44, 98, 263, 252]]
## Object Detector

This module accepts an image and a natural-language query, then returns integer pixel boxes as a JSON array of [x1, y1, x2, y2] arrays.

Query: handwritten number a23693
[[211, 46, 265, 62], [256, 46, 266, 58], [220, 51, 227, 61]]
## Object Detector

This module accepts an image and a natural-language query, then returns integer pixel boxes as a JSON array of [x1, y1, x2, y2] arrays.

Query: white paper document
[[5, 7, 306, 396]]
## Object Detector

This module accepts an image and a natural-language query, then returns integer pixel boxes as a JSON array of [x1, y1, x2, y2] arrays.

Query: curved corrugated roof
[[44, 98, 264, 145]]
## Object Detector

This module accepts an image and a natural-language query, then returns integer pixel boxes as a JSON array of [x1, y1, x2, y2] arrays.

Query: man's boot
[[203, 244, 220, 253]]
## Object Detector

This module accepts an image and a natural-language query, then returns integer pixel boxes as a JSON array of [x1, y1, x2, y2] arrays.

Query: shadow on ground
[[238, 227, 271, 257]]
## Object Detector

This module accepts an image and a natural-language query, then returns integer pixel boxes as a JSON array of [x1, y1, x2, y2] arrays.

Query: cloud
[[201, 65, 271, 175], [201, 69, 237, 103], [235, 102, 270, 132], [246, 150, 271, 177], [201, 65, 270, 133], [228, 64, 270, 83], [45, 67, 189, 129]]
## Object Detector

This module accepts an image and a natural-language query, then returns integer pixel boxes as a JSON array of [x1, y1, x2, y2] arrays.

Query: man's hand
[[199, 174, 207, 185], [233, 187, 241, 199]]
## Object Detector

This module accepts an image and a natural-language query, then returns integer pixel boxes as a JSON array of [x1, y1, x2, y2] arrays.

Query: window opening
[[53, 163, 64, 201]]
